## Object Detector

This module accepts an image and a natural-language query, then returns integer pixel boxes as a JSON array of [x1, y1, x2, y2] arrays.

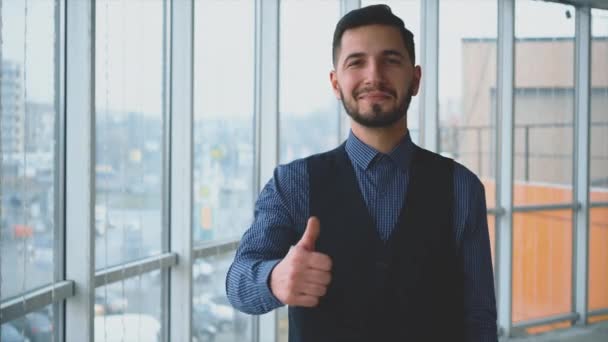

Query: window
[[514, 0, 575, 206], [193, 254, 253, 341], [95, 273, 162, 341], [438, 0, 497, 209], [1, 0, 58, 303], [193, 0, 256, 243], [192, 1, 256, 340], [2, 305, 55, 341], [95, 0, 165, 269], [512, 0, 576, 334], [94, 0, 167, 340], [279, 0, 341, 163], [588, 8, 608, 324]]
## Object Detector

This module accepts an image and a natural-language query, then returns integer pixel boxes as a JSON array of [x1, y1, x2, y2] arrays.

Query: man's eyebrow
[[382, 50, 405, 58], [342, 50, 405, 66], [343, 52, 366, 65]]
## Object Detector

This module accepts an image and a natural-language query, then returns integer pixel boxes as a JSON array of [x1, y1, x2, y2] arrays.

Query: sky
[[2, 0, 607, 118]]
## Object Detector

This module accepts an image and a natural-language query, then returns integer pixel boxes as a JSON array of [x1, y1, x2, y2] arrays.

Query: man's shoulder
[[453, 161, 483, 187], [275, 146, 344, 179], [274, 157, 308, 182], [413, 147, 484, 192]]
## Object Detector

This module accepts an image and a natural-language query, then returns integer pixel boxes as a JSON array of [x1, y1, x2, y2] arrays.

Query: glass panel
[[358, 0, 421, 144], [1, 0, 57, 299], [589, 207, 608, 321], [278, 307, 288, 342], [514, 0, 575, 206], [591, 9, 608, 202], [193, 254, 253, 341], [95, 0, 165, 269], [2, 305, 54, 342], [589, 10, 608, 324], [279, 0, 340, 163], [193, 0, 255, 243], [512, 210, 572, 327], [94, 271, 162, 342], [438, 0, 497, 208]]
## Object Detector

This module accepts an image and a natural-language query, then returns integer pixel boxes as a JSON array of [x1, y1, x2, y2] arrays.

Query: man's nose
[[363, 60, 384, 86]]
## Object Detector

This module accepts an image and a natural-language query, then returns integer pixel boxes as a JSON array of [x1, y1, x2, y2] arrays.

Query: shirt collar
[[345, 130, 414, 172]]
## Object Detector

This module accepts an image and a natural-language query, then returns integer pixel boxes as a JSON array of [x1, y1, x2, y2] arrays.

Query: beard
[[340, 85, 414, 128]]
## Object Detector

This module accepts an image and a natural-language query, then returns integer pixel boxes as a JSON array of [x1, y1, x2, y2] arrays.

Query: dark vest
[[288, 143, 465, 342]]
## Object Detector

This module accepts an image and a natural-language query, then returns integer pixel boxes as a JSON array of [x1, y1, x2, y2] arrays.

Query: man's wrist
[[259, 259, 284, 310]]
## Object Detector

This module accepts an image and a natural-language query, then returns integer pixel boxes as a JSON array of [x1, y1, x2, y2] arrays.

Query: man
[[226, 4, 497, 341]]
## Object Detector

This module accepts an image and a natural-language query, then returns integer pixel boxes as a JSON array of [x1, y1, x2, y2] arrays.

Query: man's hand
[[270, 217, 333, 307]]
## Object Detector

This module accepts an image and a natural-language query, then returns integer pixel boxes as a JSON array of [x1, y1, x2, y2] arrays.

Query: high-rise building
[[1, 61, 25, 155]]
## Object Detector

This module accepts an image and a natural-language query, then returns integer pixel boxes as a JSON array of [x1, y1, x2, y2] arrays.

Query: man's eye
[[387, 58, 401, 65], [347, 60, 362, 67]]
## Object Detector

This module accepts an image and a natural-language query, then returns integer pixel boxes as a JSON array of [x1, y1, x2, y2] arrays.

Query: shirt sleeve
[[462, 178, 498, 341], [225, 161, 308, 315]]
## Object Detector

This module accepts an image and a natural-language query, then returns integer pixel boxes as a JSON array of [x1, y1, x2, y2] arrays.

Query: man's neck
[[350, 118, 408, 154]]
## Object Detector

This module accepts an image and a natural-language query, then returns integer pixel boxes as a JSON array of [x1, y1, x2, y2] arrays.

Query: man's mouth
[[358, 91, 392, 101]]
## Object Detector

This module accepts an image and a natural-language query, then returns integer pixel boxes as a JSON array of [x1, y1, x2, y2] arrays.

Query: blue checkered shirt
[[226, 131, 497, 341]]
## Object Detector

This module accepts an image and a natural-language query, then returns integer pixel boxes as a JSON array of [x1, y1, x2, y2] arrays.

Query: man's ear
[[411, 65, 422, 96], [330, 70, 341, 100]]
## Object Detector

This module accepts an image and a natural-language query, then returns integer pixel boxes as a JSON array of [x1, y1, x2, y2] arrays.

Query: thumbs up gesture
[[270, 217, 333, 307]]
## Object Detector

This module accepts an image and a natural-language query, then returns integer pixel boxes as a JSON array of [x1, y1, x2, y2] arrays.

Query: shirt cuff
[[258, 259, 284, 311]]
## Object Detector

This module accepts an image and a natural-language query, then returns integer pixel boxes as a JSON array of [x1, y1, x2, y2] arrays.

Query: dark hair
[[332, 4, 415, 67]]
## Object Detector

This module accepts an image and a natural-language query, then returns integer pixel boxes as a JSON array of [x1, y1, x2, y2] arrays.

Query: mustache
[[353, 86, 397, 98]]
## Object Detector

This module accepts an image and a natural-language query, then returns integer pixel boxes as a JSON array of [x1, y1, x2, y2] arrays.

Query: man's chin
[[350, 113, 404, 128]]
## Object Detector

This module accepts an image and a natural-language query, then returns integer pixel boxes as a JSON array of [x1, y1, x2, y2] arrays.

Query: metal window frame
[[254, 1, 280, 340], [420, 0, 439, 152], [589, 308, 608, 317], [169, 0, 194, 341], [54, 0, 67, 339], [64, 0, 96, 340], [512, 312, 580, 330], [193, 240, 241, 259], [0, 281, 75, 323], [496, 0, 515, 337], [512, 203, 580, 213], [161, 0, 172, 341], [573, 5, 592, 327], [94, 253, 177, 288]]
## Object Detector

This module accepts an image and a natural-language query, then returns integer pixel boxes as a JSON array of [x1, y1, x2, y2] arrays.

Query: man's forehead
[[338, 25, 407, 58]]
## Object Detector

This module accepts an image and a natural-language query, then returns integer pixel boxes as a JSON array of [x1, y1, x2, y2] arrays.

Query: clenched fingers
[[307, 252, 332, 271], [296, 282, 328, 297], [302, 269, 332, 286]]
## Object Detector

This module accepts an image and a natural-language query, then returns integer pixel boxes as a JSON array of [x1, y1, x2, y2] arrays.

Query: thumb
[[296, 217, 320, 251]]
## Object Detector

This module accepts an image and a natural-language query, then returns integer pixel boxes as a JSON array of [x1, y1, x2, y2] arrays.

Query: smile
[[359, 92, 392, 101]]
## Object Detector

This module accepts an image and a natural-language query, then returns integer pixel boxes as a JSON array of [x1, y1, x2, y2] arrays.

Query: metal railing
[[439, 121, 608, 183]]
